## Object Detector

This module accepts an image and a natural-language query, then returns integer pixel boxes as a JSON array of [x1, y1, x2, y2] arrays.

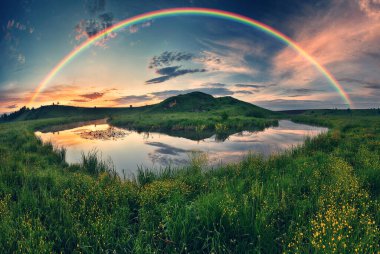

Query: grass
[[0, 110, 379, 253]]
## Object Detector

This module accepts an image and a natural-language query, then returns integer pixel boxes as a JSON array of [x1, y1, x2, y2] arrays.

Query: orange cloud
[[272, 0, 380, 89]]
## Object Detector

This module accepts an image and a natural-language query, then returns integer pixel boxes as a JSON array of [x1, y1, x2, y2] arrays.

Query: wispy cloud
[[111, 95, 151, 104], [75, 13, 114, 39], [234, 90, 254, 95], [201, 82, 227, 88], [0, 87, 29, 113], [282, 88, 324, 96], [6, 104, 18, 109], [255, 99, 335, 111], [150, 87, 234, 99], [195, 50, 256, 75], [194, 38, 268, 76], [80, 92, 104, 100], [338, 78, 380, 89], [71, 99, 89, 103], [146, 67, 206, 84], [359, 0, 380, 19], [235, 84, 265, 89], [148, 51, 194, 69], [272, 0, 380, 89]]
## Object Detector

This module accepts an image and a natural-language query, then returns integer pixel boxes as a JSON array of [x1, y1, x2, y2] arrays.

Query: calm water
[[35, 120, 327, 177]]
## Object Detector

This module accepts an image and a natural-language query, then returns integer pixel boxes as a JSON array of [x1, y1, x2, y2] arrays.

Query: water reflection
[[35, 120, 327, 178]]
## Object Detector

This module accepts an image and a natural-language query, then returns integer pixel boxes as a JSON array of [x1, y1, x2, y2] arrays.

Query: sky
[[0, 0, 379, 113]]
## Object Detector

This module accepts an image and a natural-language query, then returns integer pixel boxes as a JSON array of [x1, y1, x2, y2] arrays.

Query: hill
[[148, 91, 277, 118], [0, 92, 279, 122]]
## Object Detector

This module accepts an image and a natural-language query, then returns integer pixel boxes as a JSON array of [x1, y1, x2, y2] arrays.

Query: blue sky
[[0, 0, 379, 112]]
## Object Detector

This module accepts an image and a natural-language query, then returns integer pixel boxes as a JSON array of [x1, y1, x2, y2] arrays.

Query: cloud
[[80, 92, 104, 100], [235, 84, 266, 89], [129, 25, 139, 33], [0, 92, 25, 104], [150, 87, 233, 99], [283, 88, 324, 95], [76, 13, 114, 38], [24, 84, 116, 106], [71, 99, 89, 103], [17, 54, 26, 64], [6, 19, 33, 32], [234, 90, 254, 95], [201, 83, 227, 88], [74, 11, 116, 47], [128, 21, 152, 34], [194, 38, 269, 76], [146, 45, 260, 86], [254, 99, 336, 111], [359, 0, 380, 19], [195, 50, 256, 75], [111, 95, 151, 104], [74, 9, 151, 48], [365, 51, 380, 61], [366, 84, 380, 89], [37, 84, 78, 95], [6, 104, 18, 109], [338, 78, 380, 89], [156, 66, 181, 75], [148, 51, 194, 69], [199, 38, 266, 57], [146, 67, 207, 84], [233, 84, 277, 95], [141, 20, 153, 28], [0, 87, 29, 113], [194, 87, 234, 96], [3, 19, 34, 68], [272, 0, 380, 88]]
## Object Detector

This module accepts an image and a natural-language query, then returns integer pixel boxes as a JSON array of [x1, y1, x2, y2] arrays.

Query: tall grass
[[54, 146, 66, 165], [79, 148, 118, 179]]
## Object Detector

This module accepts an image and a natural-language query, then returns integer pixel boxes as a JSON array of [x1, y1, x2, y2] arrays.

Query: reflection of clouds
[[40, 119, 108, 133], [35, 131, 83, 147], [228, 137, 262, 143], [148, 152, 188, 167], [145, 141, 188, 155]]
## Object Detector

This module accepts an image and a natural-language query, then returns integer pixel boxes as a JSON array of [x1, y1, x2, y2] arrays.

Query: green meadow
[[0, 101, 379, 252]]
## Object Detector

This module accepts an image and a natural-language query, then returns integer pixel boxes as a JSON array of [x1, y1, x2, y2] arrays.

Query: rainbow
[[29, 7, 352, 107]]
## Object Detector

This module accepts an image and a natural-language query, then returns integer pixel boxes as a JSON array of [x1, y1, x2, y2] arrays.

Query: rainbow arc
[[29, 8, 352, 107]]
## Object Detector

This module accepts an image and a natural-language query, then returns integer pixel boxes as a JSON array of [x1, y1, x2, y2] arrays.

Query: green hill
[[1, 92, 279, 122], [148, 91, 277, 118]]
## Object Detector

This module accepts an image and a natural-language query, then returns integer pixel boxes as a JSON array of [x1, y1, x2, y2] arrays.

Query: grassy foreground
[[0, 112, 379, 253]]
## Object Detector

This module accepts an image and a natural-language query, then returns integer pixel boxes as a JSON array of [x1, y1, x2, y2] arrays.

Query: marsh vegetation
[[0, 109, 379, 253]]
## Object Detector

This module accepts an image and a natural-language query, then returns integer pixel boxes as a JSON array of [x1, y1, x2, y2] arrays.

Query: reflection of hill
[[39, 119, 107, 133]]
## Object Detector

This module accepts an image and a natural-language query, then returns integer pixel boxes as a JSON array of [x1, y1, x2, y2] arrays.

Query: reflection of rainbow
[[29, 7, 352, 107]]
